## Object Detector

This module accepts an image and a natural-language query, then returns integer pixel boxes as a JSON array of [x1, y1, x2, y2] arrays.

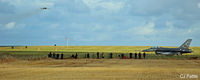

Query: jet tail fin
[[179, 39, 192, 49]]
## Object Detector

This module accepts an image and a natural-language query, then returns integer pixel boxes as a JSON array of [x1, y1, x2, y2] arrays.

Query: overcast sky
[[0, 0, 200, 46]]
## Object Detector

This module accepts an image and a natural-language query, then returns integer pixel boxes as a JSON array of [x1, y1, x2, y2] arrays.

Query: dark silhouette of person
[[138, 52, 141, 59], [11, 46, 14, 49], [56, 54, 59, 59], [110, 53, 113, 59], [87, 53, 90, 58], [61, 53, 64, 59], [129, 53, 132, 59], [123, 55, 126, 59], [143, 52, 146, 59], [75, 53, 78, 59], [53, 53, 56, 59], [48, 52, 52, 58], [72, 54, 74, 58], [121, 54, 124, 59], [101, 53, 104, 58], [97, 52, 99, 59], [134, 53, 137, 59]]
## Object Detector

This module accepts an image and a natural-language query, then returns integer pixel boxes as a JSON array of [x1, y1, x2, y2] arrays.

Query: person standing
[[110, 53, 113, 59], [101, 53, 104, 58], [143, 52, 146, 59], [75, 53, 78, 59], [134, 53, 137, 59], [11, 46, 14, 49], [139, 52, 141, 59], [97, 52, 99, 59], [123, 56, 126, 59], [53, 53, 56, 59], [129, 53, 132, 59], [118, 54, 121, 58], [121, 54, 124, 59], [87, 53, 90, 58], [61, 53, 64, 59], [48, 52, 52, 58], [56, 54, 59, 59]]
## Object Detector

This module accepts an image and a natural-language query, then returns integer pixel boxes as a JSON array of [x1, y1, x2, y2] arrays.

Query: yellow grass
[[1, 46, 200, 55], [0, 46, 200, 80], [0, 59, 200, 80]]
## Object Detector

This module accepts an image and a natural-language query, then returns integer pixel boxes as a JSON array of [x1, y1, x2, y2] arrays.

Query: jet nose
[[142, 49, 149, 52], [142, 50, 147, 52], [189, 50, 193, 52], [142, 49, 151, 52]]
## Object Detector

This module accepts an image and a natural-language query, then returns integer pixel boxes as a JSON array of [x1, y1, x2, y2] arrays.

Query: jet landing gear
[[176, 52, 182, 55]]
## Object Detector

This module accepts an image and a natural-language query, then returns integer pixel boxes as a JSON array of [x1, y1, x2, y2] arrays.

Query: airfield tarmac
[[0, 59, 199, 80]]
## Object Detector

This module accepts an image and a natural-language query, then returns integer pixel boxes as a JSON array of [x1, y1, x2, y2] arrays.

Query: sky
[[0, 0, 200, 46]]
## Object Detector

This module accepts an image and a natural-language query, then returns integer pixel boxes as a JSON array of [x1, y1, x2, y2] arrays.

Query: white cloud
[[49, 23, 60, 28], [91, 24, 114, 32], [0, 24, 3, 30], [82, 0, 100, 8], [2, 0, 55, 8], [198, 3, 200, 8], [128, 21, 155, 35], [91, 24, 101, 31], [5, 22, 15, 29], [139, 21, 155, 35], [100, 1, 124, 11], [165, 21, 174, 32], [186, 23, 200, 35], [82, 0, 125, 12]]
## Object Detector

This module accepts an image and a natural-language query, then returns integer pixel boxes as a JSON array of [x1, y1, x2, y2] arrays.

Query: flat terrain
[[0, 46, 200, 80], [0, 59, 200, 80], [1, 46, 200, 55]]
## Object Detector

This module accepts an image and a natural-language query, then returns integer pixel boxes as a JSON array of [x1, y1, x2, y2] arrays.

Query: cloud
[[186, 23, 200, 36], [49, 23, 60, 28], [82, 0, 125, 12], [198, 3, 200, 8], [5, 22, 15, 29], [90, 24, 115, 32], [165, 21, 174, 32], [1, 0, 200, 46], [0, 24, 2, 28], [68, 23, 116, 41], [127, 21, 155, 36], [2, 0, 55, 8], [139, 21, 155, 35], [0, 0, 15, 13]]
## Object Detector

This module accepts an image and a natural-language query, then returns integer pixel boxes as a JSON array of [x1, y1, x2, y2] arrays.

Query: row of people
[[48, 52, 146, 59], [48, 52, 64, 59]]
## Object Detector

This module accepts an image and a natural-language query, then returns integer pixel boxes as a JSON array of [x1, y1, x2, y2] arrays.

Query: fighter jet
[[40, 7, 48, 10], [142, 39, 192, 55]]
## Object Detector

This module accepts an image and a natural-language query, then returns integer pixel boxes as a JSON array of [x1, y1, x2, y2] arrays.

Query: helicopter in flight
[[40, 7, 48, 10]]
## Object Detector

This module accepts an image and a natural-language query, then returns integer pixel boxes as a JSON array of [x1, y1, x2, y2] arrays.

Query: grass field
[[0, 59, 200, 80], [0, 46, 200, 60], [0, 46, 200, 80], [0, 46, 199, 54]]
